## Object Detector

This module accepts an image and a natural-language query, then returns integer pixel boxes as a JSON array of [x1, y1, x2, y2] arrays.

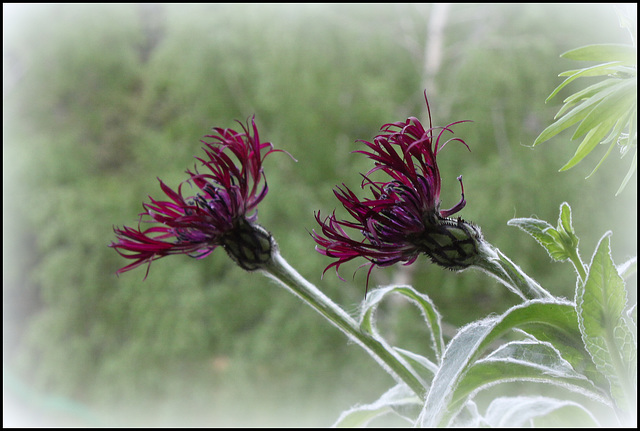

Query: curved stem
[[262, 250, 427, 400], [473, 240, 554, 301]]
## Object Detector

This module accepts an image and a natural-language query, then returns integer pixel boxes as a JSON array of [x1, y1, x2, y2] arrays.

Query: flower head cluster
[[111, 117, 283, 276], [313, 94, 482, 286]]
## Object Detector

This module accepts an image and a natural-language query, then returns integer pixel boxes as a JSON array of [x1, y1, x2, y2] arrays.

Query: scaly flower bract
[[313, 93, 481, 288]]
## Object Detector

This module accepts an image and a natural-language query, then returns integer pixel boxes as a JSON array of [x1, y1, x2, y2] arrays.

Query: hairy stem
[[567, 247, 588, 283], [262, 250, 428, 400], [473, 240, 555, 301]]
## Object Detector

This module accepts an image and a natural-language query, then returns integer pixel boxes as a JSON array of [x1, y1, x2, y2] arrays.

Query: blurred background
[[3, 3, 636, 426]]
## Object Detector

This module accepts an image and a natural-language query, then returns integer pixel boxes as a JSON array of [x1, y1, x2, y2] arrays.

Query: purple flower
[[111, 117, 284, 276], [313, 94, 482, 287]]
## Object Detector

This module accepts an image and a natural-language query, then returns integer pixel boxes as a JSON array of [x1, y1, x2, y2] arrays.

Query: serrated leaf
[[558, 202, 576, 241], [332, 383, 420, 427], [507, 218, 568, 260], [508, 203, 580, 262], [617, 257, 637, 280], [576, 233, 637, 413], [561, 44, 637, 64], [484, 396, 600, 427]]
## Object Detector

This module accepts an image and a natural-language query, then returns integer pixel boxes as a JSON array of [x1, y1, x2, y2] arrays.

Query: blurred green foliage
[[4, 3, 636, 426]]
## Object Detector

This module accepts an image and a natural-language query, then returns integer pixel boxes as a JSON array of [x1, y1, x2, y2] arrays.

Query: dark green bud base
[[414, 216, 482, 270], [222, 218, 275, 271]]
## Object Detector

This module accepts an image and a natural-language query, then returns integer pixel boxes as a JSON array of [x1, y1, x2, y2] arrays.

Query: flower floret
[[111, 116, 286, 276], [313, 93, 480, 288]]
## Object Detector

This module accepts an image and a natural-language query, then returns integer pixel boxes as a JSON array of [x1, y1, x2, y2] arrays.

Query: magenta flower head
[[313, 93, 482, 288], [110, 116, 286, 276]]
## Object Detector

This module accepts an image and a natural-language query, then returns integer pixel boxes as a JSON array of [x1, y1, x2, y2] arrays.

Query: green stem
[[567, 248, 588, 283], [473, 240, 554, 301], [262, 250, 427, 400]]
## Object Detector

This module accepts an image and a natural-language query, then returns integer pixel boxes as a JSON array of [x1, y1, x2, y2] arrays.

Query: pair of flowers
[[111, 94, 482, 285]]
